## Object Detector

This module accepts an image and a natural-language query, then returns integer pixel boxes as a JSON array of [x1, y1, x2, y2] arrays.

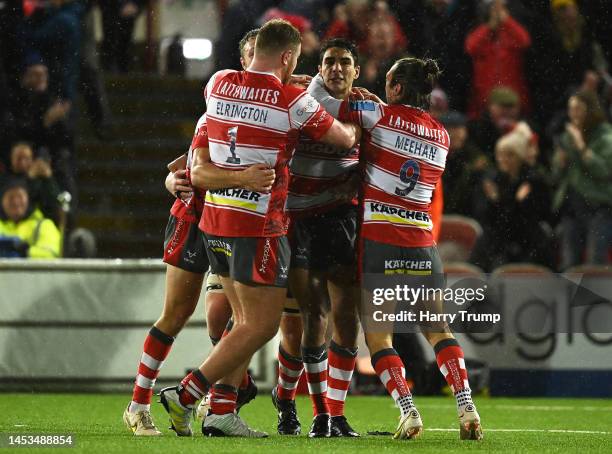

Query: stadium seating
[[438, 215, 482, 262]]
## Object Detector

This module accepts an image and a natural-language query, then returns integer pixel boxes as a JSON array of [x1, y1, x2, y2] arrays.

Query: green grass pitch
[[1, 394, 611, 453]]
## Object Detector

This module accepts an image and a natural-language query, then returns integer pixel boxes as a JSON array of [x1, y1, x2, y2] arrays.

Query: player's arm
[[191, 147, 276, 193], [308, 73, 384, 128], [318, 118, 361, 150], [289, 87, 360, 149]]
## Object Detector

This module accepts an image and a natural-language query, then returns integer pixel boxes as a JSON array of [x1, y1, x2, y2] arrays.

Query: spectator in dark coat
[[471, 126, 553, 271]]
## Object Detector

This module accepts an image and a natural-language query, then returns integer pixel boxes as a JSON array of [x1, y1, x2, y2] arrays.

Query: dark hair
[[255, 19, 301, 55], [319, 38, 359, 66], [239, 28, 259, 59], [571, 90, 606, 140], [389, 57, 442, 107]]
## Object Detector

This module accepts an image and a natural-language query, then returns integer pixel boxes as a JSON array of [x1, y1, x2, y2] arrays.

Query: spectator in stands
[[465, 0, 531, 119], [100, 0, 147, 73], [429, 87, 450, 119], [80, 0, 112, 139], [7, 57, 75, 196], [440, 110, 489, 217], [468, 87, 522, 157], [471, 126, 553, 271], [529, 0, 607, 130], [261, 8, 320, 76], [360, 16, 406, 96], [324, 0, 407, 57], [22, 0, 84, 102], [6, 142, 61, 224], [552, 90, 612, 269], [389, 0, 478, 111], [0, 178, 61, 259]]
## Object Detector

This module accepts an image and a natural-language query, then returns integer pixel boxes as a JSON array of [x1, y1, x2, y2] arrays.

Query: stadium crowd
[[1, 0, 611, 269], [214, 0, 612, 272], [0, 0, 144, 257]]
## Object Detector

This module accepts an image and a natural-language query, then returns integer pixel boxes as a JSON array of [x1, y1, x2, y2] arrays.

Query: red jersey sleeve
[[286, 85, 334, 141], [190, 118, 209, 149]]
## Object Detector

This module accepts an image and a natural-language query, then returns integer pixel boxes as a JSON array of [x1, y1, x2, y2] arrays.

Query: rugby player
[[193, 28, 305, 431], [158, 19, 361, 438], [122, 115, 269, 437], [308, 57, 483, 440], [272, 38, 362, 438], [123, 30, 275, 437]]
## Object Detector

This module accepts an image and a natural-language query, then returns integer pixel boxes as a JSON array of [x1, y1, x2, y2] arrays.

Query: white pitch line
[[418, 404, 612, 412], [428, 428, 611, 435]]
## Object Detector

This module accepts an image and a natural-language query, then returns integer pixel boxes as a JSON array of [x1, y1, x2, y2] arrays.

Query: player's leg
[[324, 207, 361, 436], [124, 217, 206, 436], [202, 275, 259, 436], [360, 238, 423, 440], [326, 270, 360, 437], [290, 267, 333, 437], [287, 216, 334, 437], [162, 235, 289, 437], [203, 272, 232, 345], [417, 246, 482, 440], [272, 298, 304, 435]]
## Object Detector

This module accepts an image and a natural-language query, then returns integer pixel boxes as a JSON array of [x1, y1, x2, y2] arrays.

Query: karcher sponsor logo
[[368, 202, 432, 229], [383, 259, 433, 275]]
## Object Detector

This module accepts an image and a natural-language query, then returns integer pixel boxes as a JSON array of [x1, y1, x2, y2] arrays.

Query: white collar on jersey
[[402, 103, 426, 112], [246, 69, 281, 82]]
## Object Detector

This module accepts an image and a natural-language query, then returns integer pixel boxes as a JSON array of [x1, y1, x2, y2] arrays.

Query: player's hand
[[28, 158, 53, 179], [166, 169, 192, 199], [43, 100, 71, 128], [515, 182, 531, 202], [240, 163, 275, 193], [351, 87, 383, 104], [482, 179, 499, 202], [289, 74, 313, 89], [565, 123, 586, 152]]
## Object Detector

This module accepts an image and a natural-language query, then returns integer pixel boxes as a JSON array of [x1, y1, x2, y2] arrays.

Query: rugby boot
[[308, 413, 331, 438], [394, 407, 423, 440], [330, 415, 360, 437], [459, 403, 483, 440], [159, 386, 194, 436], [202, 411, 268, 437], [236, 373, 258, 413], [271, 386, 301, 435], [123, 406, 162, 436]]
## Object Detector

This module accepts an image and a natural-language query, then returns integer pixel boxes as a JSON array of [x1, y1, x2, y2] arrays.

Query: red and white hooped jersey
[[336, 100, 449, 248], [169, 113, 208, 223], [199, 69, 335, 237], [286, 135, 360, 218]]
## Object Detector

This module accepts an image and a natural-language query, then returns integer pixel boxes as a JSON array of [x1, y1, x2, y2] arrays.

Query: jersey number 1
[[226, 126, 240, 164]]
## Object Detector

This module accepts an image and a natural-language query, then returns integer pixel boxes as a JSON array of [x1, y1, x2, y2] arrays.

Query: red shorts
[[163, 215, 209, 274]]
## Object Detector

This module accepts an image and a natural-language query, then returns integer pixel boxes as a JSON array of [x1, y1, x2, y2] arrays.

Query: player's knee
[[245, 319, 280, 343]]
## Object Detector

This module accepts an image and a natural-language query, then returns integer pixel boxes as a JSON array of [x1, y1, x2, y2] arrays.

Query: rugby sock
[[178, 369, 210, 408], [209, 384, 237, 415], [276, 345, 304, 401], [302, 344, 330, 416], [327, 340, 357, 417], [129, 326, 174, 413], [372, 348, 415, 417], [434, 338, 474, 412]]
